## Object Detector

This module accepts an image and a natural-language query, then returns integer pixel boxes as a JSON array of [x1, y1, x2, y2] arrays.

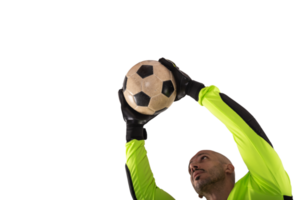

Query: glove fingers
[[119, 88, 161, 124], [119, 88, 136, 120], [118, 89, 127, 106], [119, 88, 147, 123], [158, 56, 176, 72], [117, 87, 122, 105], [159, 57, 194, 102]]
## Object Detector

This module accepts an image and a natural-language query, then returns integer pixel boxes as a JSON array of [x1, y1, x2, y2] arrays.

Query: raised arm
[[159, 56, 293, 200], [125, 139, 175, 200], [117, 88, 176, 200], [197, 83, 293, 200]]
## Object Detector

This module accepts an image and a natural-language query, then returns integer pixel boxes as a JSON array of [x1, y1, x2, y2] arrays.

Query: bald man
[[189, 150, 235, 199]]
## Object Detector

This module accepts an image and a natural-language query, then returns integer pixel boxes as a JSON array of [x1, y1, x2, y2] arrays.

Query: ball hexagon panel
[[162, 80, 175, 97], [137, 65, 153, 78], [142, 75, 162, 97], [148, 93, 169, 111], [123, 90, 137, 111], [154, 63, 171, 81], [134, 91, 151, 107], [135, 106, 155, 115], [126, 75, 142, 95]]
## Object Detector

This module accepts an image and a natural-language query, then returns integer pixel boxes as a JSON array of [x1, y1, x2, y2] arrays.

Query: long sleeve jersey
[[125, 85, 293, 200]]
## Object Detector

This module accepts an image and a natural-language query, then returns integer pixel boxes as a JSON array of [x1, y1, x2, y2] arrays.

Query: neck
[[198, 181, 234, 200]]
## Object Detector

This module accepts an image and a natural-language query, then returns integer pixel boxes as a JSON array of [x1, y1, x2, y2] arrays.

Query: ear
[[226, 164, 235, 173], [230, 164, 235, 172]]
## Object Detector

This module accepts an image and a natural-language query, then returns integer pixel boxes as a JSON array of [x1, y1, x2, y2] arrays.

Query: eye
[[189, 156, 208, 174]]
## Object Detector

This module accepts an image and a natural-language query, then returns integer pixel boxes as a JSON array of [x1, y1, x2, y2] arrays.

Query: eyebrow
[[188, 153, 209, 174]]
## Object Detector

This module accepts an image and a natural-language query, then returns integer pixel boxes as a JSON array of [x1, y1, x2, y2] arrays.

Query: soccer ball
[[123, 60, 177, 115]]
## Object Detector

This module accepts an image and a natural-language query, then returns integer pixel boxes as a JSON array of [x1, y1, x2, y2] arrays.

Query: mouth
[[193, 170, 204, 180]]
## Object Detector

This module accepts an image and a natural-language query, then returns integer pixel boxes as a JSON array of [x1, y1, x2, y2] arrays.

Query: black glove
[[159, 57, 205, 102], [118, 89, 159, 142]]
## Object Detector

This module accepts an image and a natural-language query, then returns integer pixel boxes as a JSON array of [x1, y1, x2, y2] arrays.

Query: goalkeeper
[[118, 58, 293, 200]]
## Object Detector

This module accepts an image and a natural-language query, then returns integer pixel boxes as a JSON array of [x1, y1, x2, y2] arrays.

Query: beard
[[192, 165, 225, 195]]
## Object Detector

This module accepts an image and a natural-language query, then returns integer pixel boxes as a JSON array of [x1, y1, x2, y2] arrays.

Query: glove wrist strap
[[186, 80, 205, 102], [126, 124, 147, 143]]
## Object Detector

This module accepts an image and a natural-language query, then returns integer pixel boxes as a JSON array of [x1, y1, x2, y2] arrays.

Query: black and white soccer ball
[[123, 60, 176, 115]]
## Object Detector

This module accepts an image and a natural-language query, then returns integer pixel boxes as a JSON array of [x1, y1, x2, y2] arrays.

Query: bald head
[[188, 148, 236, 182], [188, 148, 236, 199], [189, 150, 232, 167], [214, 151, 232, 165]]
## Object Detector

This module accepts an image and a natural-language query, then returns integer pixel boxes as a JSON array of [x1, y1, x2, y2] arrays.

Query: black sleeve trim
[[283, 195, 294, 200], [124, 164, 137, 200], [220, 91, 274, 148]]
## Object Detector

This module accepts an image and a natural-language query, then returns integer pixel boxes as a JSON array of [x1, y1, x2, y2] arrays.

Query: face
[[188, 151, 225, 194]]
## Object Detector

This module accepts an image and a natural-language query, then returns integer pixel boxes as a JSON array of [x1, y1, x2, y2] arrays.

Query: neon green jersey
[[125, 85, 293, 200]]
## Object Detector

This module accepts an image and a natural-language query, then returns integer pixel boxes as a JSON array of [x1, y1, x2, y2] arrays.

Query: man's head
[[188, 150, 235, 198]]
